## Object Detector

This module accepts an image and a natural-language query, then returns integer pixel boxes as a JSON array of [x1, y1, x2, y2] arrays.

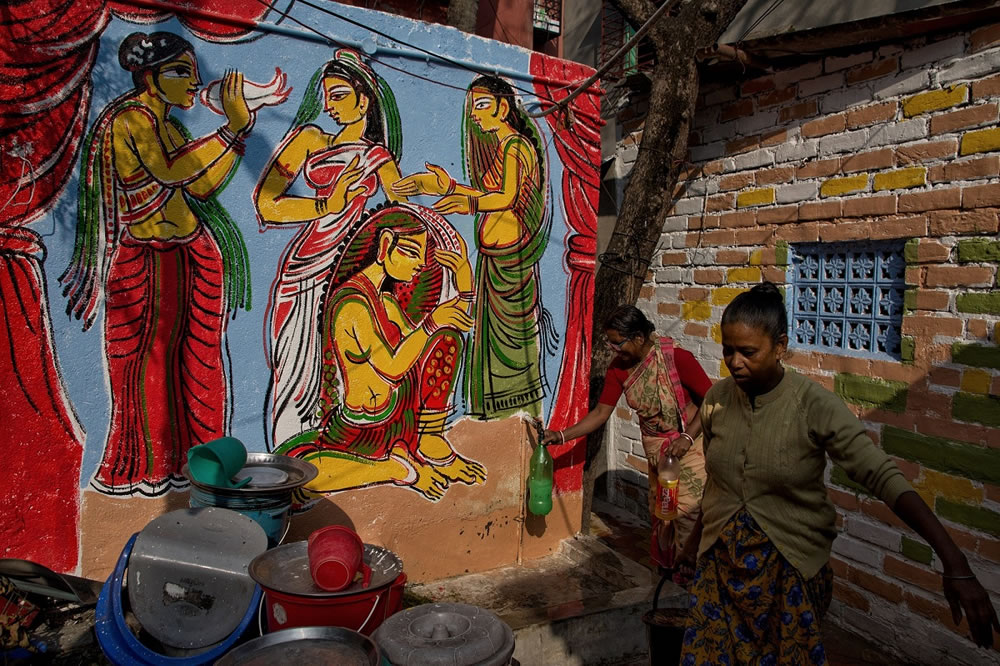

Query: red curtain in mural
[[0, 0, 268, 573], [530, 54, 602, 494]]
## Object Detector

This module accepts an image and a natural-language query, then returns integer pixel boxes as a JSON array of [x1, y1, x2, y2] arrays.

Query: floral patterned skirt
[[681, 509, 833, 666]]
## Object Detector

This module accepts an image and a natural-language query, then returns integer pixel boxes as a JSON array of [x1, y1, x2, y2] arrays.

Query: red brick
[[720, 98, 754, 122], [891, 457, 921, 481], [733, 228, 776, 246], [859, 497, 907, 529], [719, 172, 755, 191], [758, 86, 796, 109], [929, 366, 962, 387], [884, 555, 942, 594], [842, 148, 895, 173], [639, 285, 654, 300], [910, 289, 951, 310], [774, 223, 820, 242], [971, 23, 1000, 52], [902, 314, 965, 336], [898, 188, 962, 213], [972, 73, 1000, 101], [867, 360, 925, 383], [726, 135, 761, 155], [679, 287, 710, 300], [846, 101, 898, 129], [914, 414, 994, 447], [755, 166, 796, 185], [684, 322, 709, 337], [963, 183, 1000, 209], [657, 302, 681, 316], [828, 487, 860, 511], [762, 267, 786, 283], [980, 536, 1000, 563], [706, 193, 735, 212], [905, 266, 923, 286], [931, 155, 1000, 182], [703, 160, 725, 175], [802, 114, 847, 138], [896, 139, 958, 165], [843, 195, 897, 218], [833, 580, 871, 613], [819, 220, 870, 241], [925, 265, 995, 287], [928, 208, 1000, 234], [830, 556, 849, 579], [846, 563, 904, 603], [694, 230, 736, 246], [969, 318, 990, 338], [799, 200, 842, 221], [797, 158, 841, 178], [930, 103, 999, 136], [779, 99, 818, 123], [693, 268, 725, 284], [741, 76, 774, 96], [660, 252, 687, 265], [625, 453, 648, 474], [761, 129, 788, 147], [721, 210, 757, 228], [846, 57, 899, 84], [869, 215, 927, 239], [715, 249, 750, 264], [903, 590, 963, 631], [756, 205, 798, 224]]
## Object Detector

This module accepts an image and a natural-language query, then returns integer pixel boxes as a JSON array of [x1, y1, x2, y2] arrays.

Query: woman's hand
[[326, 155, 365, 215], [666, 433, 694, 458], [392, 162, 452, 197], [434, 237, 473, 292], [428, 299, 474, 333], [943, 573, 1000, 647], [221, 70, 252, 134], [433, 194, 473, 216], [542, 429, 564, 446]]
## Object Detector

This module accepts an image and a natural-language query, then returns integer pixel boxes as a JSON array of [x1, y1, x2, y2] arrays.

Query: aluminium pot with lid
[[374, 602, 515, 666]]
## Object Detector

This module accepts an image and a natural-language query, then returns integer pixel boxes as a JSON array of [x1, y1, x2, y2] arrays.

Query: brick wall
[[605, 23, 1000, 665]]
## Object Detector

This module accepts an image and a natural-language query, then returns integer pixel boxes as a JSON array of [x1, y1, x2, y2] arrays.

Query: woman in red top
[[544, 305, 711, 568]]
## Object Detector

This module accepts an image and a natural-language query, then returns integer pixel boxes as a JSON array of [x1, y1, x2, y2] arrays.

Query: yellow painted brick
[[682, 300, 712, 321], [719, 359, 731, 378], [749, 249, 763, 266], [961, 127, 1000, 156], [872, 167, 926, 191], [961, 369, 993, 394], [727, 267, 762, 283], [901, 85, 968, 117], [736, 188, 776, 208], [711, 286, 748, 306], [820, 174, 869, 198], [711, 323, 723, 344], [995, 321, 1000, 343], [913, 469, 983, 505]]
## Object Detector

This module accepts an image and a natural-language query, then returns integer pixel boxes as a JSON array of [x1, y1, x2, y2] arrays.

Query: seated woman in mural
[[277, 204, 486, 502], [254, 49, 406, 448], [542, 306, 711, 575], [393, 75, 553, 421], [60, 31, 252, 495]]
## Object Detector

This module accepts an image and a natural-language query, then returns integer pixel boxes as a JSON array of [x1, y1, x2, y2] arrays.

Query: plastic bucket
[[641, 572, 687, 665], [261, 572, 406, 636], [188, 485, 291, 546], [308, 526, 372, 592]]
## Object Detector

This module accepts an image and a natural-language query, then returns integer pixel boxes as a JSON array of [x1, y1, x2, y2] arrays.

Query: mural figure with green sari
[[394, 75, 553, 420]]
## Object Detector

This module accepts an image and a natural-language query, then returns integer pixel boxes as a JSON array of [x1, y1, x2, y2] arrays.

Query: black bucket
[[641, 572, 688, 665]]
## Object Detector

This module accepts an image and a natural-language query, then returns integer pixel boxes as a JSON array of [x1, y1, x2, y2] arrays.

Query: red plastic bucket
[[262, 572, 406, 636], [308, 526, 371, 592]]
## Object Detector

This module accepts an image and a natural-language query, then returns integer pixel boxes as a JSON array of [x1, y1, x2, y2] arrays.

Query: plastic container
[[308, 526, 372, 592], [654, 453, 680, 521], [527, 444, 553, 516]]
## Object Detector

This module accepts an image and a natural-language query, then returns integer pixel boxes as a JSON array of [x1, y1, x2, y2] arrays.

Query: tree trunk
[[581, 0, 750, 528], [447, 0, 479, 32]]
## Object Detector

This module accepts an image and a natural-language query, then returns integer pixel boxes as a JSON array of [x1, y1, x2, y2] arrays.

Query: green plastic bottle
[[527, 443, 553, 516]]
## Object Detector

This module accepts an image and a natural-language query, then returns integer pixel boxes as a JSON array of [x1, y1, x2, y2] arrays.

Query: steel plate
[[249, 541, 402, 598]]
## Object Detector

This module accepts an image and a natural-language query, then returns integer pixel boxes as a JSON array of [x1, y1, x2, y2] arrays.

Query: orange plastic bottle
[[654, 453, 680, 521]]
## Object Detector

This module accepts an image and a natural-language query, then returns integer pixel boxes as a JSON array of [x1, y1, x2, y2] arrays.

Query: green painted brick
[[904, 289, 917, 313], [952, 392, 1000, 427], [904, 238, 920, 265], [830, 465, 871, 495], [952, 342, 1000, 369], [834, 373, 908, 413], [956, 292, 1000, 315], [957, 239, 1000, 263], [881, 425, 1000, 486], [936, 497, 1000, 537], [776, 240, 789, 267], [901, 536, 933, 565], [901, 336, 915, 363]]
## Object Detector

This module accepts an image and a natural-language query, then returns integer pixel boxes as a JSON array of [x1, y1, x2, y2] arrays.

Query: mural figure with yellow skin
[[254, 50, 406, 449], [278, 204, 486, 502], [394, 75, 553, 421], [60, 32, 253, 495]]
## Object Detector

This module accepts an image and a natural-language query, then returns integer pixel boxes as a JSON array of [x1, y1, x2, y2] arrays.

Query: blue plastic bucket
[[188, 485, 291, 546]]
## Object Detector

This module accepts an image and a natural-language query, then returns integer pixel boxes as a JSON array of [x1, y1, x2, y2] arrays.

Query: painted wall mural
[[1, 0, 600, 574]]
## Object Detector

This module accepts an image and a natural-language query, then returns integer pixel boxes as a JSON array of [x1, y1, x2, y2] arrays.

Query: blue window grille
[[788, 241, 906, 359]]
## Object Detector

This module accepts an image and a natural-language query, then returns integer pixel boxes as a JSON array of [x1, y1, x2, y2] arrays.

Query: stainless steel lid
[[183, 453, 317, 496], [216, 626, 380, 665], [249, 540, 403, 598], [374, 602, 515, 666]]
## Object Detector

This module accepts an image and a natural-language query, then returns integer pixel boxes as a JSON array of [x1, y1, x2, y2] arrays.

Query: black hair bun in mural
[[118, 32, 193, 72]]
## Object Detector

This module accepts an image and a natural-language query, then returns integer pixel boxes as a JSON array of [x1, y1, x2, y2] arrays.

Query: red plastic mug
[[307, 526, 372, 592]]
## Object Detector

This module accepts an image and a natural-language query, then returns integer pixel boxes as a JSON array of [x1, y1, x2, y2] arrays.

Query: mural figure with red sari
[[60, 32, 254, 495], [394, 75, 554, 422], [277, 203, 487, 501]]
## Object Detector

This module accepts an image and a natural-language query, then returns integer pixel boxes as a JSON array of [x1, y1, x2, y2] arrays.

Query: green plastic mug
[[187, 437, 251, 489]]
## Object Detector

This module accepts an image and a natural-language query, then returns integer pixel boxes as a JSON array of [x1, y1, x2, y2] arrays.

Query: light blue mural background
[[31, 3, 570, 487]]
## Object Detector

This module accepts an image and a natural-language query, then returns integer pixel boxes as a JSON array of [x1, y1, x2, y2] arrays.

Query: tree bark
[[581, 0, 749, 527], [447, 0, 479, 32]]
